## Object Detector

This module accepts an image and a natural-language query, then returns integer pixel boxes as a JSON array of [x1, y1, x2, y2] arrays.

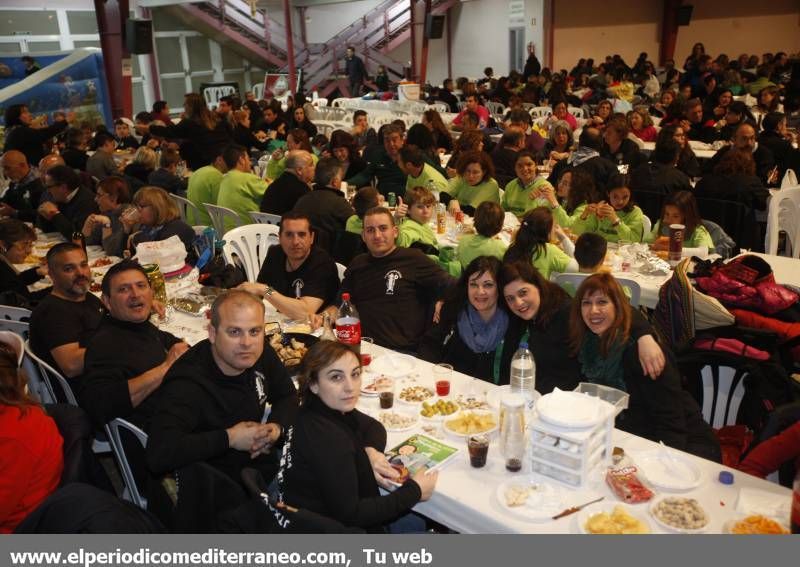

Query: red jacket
[[731, 308, 800, 361], [0, 405, 63, 533], [738, 422, 800, 479]]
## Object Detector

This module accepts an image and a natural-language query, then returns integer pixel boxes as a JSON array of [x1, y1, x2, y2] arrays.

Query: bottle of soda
[[792, 468, 800, 534], [510, 342, 536, 405], [335, 293, 361, 349]]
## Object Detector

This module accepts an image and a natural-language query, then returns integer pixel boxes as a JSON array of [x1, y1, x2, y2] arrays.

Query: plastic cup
[[467, 434, 490, 468], [360, 337, 374, 367], [377, 376, 394, 409], [668, 223, 685, 264], [432, 363, 453, 396]]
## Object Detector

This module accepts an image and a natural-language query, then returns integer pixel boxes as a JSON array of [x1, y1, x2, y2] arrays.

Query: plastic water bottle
[[510, 342, 536, 404], [335, 293, 361, 347]]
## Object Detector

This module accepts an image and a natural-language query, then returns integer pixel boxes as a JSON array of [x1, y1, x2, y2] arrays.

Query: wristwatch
[[263, 285, 275, 297]]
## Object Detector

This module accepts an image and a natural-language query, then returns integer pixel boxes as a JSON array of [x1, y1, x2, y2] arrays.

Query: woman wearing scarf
[[418, 256, 509, 384], [568, 272, 720, 461], [126, 186, 196, 263]]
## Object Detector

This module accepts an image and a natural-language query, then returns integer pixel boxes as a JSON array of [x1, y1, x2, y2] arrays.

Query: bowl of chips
[[443, 410, 498, 437]]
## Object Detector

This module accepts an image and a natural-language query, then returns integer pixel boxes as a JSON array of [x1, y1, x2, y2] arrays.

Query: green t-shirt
[[501, 177, 554, 217], [445, 177, 501, 209], [406, 163, 449, 195], [532, 243, 572, 280], [645, 220, 716, 252], [578, 206, 645, 243], [186, 165, 224, 226], [456, 234, 508, 269], [217, 169, 269, 232], [345, 215, 363, 235], [552, 202, 588, 232], [396, 218, 438, 249]]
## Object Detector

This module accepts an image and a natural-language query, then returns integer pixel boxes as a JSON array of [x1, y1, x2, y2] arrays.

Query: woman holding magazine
[[274, 341, 438, 532]]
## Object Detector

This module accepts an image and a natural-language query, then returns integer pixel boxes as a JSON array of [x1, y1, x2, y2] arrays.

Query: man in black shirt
[[437, 78, 460, 113], [0, 150, 44, 222], [239, 212, 339, 320], [147, 290, 297, 486], [259, 150, 315, 215], [293, 157, 355, 253], [79, 260, 189, 429], [37, 165, 98, 240], [329, 207, 454, 352], [704, 122, 778, 186], [29, 243, 104, 382]]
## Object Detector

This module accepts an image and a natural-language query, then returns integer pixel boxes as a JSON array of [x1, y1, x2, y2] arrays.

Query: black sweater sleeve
[[263, 346, 299, 429], [146, 379, 230, 474]]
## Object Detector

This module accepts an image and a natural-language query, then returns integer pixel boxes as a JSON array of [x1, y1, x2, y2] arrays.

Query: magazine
[[384, 434, 460, 486]]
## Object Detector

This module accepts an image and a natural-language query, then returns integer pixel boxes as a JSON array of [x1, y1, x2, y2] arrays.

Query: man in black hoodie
[[147, 290, 298, 486]]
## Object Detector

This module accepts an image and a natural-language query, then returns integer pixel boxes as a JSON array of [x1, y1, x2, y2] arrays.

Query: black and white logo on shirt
[[292, 278, 304, 298], [384, 270, 402, 295], [254, 370, 267, 407]]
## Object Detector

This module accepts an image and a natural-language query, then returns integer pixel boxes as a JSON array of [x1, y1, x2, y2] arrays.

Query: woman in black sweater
[[569, 273, 721, 461], [496, 261, 665, 391], [276, 342, 437, 533], [0, 219, 50, 308], [3, 104, 69, 166], [419, 256, 509, 384]]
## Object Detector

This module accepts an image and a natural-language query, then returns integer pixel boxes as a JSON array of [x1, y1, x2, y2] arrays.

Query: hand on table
[[151, 300, 167, 319], [37, 201, 59, 220], [447, 200, 461, 215], [365, 446, 400, 490], [411, 468, 438, 501]]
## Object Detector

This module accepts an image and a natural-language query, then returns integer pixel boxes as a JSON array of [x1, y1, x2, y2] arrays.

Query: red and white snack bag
[[606, 449, 655, 503]]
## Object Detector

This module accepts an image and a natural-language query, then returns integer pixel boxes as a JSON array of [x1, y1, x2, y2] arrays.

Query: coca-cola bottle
[[335, 293, 361, 349]]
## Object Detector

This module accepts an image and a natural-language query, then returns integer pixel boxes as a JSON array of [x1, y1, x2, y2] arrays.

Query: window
[[0, 10, 59, 34], [67, 12, 98, 34], [155, 37, 182, 73], [186, 36, 211, 70]]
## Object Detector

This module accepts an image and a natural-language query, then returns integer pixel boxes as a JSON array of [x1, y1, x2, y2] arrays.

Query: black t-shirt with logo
[[256, 245, 339, 311], [340, 247, 454, 352]]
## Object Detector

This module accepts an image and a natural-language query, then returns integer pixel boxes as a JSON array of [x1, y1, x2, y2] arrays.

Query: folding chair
[[204, 203, 243, 235], [169, 194, 202, 224], [248, 211, 282, 226], [106, 418, 149, 509]]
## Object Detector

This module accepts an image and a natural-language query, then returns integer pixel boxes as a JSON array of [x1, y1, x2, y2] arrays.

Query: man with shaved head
[[0, 150, 44, 221]]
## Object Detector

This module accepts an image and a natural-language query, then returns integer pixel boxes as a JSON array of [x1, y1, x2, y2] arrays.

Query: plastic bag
[[606, 449, 655, 503], [135, 235, 187, 274]]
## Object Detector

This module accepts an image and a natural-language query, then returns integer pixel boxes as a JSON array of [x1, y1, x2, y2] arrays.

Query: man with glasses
[[86, 131, 121, 180], [0, 150, 44, 222], [37, 165, 98, 240]]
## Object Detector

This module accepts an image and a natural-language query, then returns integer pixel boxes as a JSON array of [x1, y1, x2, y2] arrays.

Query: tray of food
[[267, 332, 317, 368]]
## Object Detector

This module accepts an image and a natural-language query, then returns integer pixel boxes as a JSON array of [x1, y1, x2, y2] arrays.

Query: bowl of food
[[267, 332, 317, 369], [577, 503, 651, 534], [443, 409, 498, 437], [420, 398, 459, 421], [723, 514, 790, 535], [650, 496, 709, 533]]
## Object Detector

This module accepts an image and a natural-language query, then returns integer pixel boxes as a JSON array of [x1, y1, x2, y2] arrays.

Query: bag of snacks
[[606, 448, 654, 503]]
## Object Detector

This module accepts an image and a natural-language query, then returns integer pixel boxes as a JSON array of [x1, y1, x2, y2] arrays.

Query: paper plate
[[495, 478, 565, 522], [536, 390, 609, 428], [636, 450, 703, 492], [723, 514, 790, 535], [396, 385, 436, 405], [360, 375, 393, 397], [375, 409, 419, 432], [576, 502, 651, 534], [442, 409, 498, 437], [369, 353, 417, 377], [649, 497, 710, 534]]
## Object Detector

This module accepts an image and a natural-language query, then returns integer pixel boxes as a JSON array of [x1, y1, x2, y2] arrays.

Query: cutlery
[[552, 496, 604, 520]]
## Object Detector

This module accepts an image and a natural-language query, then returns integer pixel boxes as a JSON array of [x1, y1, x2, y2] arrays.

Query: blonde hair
[[132, 146, 158, 170], [132, 186, 180, 225]]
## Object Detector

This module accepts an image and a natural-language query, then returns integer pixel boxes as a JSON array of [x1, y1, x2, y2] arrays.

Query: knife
[[552, 496, 605, 520]]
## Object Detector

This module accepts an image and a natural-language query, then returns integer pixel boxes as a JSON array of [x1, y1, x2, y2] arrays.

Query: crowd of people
[[2, 42, 799, 534]]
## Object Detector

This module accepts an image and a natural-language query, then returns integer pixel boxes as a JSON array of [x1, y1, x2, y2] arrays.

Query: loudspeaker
[[126, 19, 153, 54], [677, 5, 693, 26], [425, 14, 445, 39]]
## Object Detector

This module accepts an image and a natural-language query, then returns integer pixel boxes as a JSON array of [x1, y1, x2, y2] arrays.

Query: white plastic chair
[[222, 224, 280, 282], [336, 262, 347, 283], [568, 106, 585, 119], [24, 341, 110, 453], [170, 194, 202, 224], [0, 305, 31, 322], [248, 211, 282, 226], [0, 319, 29, 340], [553, 273, 642, 307], [20, 340, 54, 404], [204, 203, 243, 236], [530, 106, 552, 119], [485, 101, 505, 118], [106, 418, 149, 509], [640, 214, 652, 241], [764, 185, 800, 257]]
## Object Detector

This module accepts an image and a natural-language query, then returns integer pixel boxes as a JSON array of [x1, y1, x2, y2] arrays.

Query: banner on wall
[[262, 70, 303, 99], [0, 48, 112, 129], [200, 81, 240, 109]]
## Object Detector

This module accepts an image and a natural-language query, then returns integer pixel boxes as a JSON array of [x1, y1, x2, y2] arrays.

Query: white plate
[[369, 353, 417, 377], [536, 390, 608, 428], [396, 385, 436, 405], [442, 409, 499, 437], [723, 514, 790, 535], [375, 409, 418, 432], [495, 478, 565, 522], [576, 502, 651, 534], [360, 375, 393, 397], [649, 496, 710, 534], [636, 450, 703, 492]]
